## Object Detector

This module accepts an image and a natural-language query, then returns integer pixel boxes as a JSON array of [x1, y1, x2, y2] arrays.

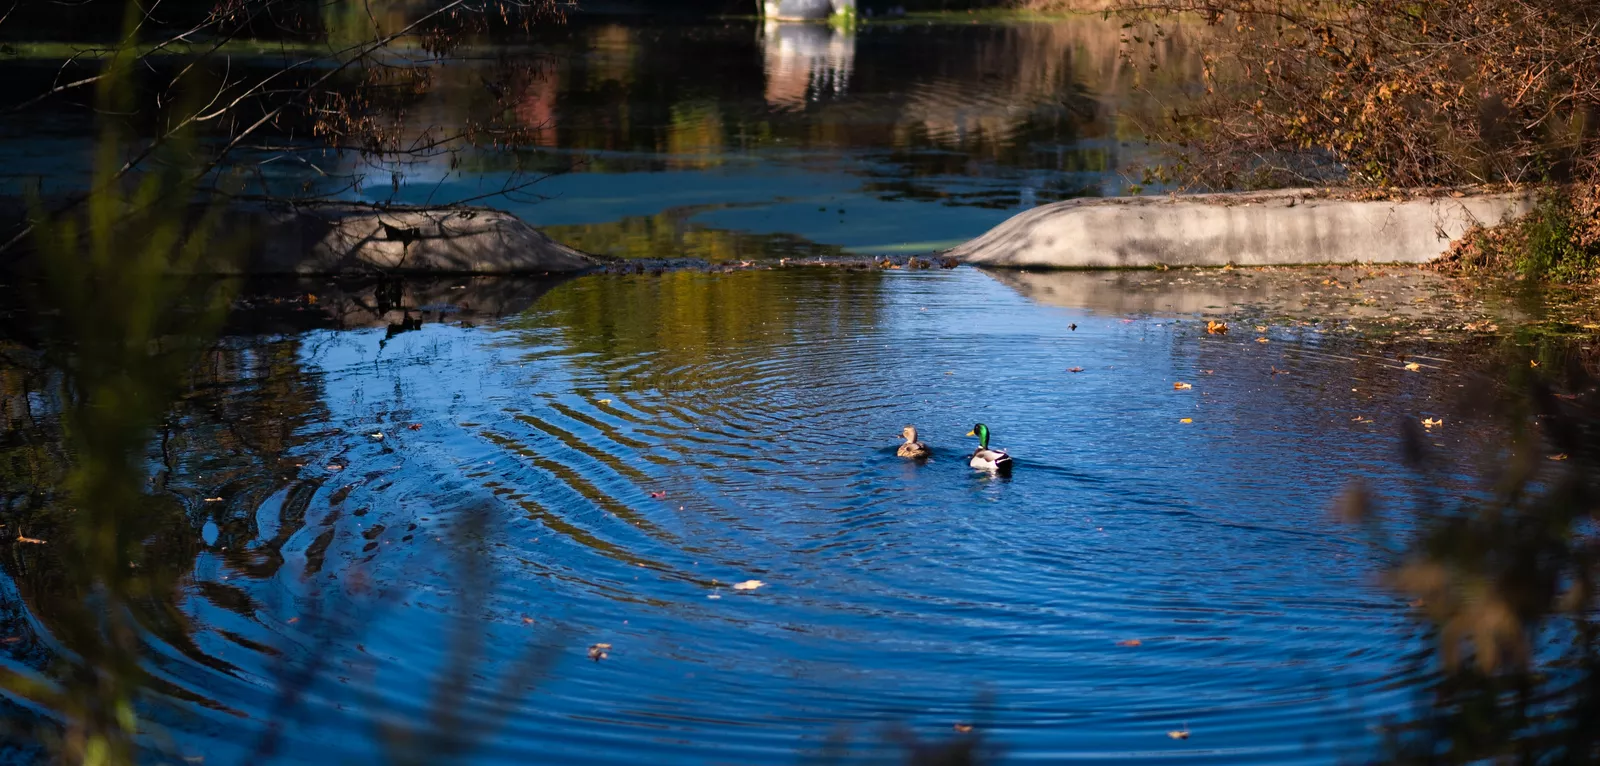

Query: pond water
[[381, 16, 1195, 257], [0, 13, 1551, 766], [2, 264, 1525, 763]]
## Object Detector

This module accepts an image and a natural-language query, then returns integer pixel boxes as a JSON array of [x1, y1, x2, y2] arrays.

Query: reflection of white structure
[[761, 21, 855, 111], [762, 0, 854, 21]]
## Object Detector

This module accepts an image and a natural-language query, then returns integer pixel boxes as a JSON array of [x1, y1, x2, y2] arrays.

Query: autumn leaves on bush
[[1115, 0, 1600, 278]]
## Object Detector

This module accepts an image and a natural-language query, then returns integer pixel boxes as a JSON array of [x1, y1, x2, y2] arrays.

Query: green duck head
[[966, 423, 991, 449]]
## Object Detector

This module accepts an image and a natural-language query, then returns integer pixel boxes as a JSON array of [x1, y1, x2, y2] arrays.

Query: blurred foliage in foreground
[[1345, 346, 1600, 763]]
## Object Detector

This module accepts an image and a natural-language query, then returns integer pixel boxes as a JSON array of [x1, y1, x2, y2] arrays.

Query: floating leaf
[[598, 398, 613, 404], [1168, 730, 1190, 740], [1256, 337, 1269, 343], [17, 537, 45, 545], [1404, 362, 1422, 371], [408, 423, 423, 431], [587, 643, 612, 661], [1421, 417, 1443, 428], [650, 491, 667, 499], [1174, 382, 1193, 390], [1117, 639, 1142, 647], [953, 724, 974, 733], [369, 432, 384, 440], [204, 497, 224, 503], [733, 580, 765, 591], [1179, 418, 1193, 424], [1205, 320, 1229, 334], [1551, 453, 1569, 461], [1067, 367, 1085, 373]]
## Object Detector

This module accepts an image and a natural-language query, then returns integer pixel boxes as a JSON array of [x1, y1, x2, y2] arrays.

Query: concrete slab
[[946, 189, 1535, 269]]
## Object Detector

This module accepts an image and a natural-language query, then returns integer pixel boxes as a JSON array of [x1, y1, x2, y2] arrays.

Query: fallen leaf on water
[[1173, 382, 1192, 390], [953, 724, 974, 734], [17, 537, 45, 544], [369, 432, 384, 440], [1255, 325, 1267, 332], [1205, 320, 1229, 334], [733, 580, 765, 591], [1117, 639, 1142, 647], [1256, 337, 1269, 343], [1530, 360, 1540, 368], [1067, 367, 1084, 373], [326, 463, 345, 472], [1421, 417, 1443, 428], [204, 497, 224, 503], [587, 643, 612, 661], [286, 617, 299, 624], [522, 617, 535, 624], [1179, 418, 1193, 424], [1068, 323, 1078, 331], [1404, 362, 1422, 372], [1551, 453, 1569, 461], [1168, 730, 1190, 740], [407, 423, 423, 431], [598, 398, 613, 404], [649, 491, 668, 499]]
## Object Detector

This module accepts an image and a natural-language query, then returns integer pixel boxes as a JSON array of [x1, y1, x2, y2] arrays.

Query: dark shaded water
[[4, 15, 1198, 257]]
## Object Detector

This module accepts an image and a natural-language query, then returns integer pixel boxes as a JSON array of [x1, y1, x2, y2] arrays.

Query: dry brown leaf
[[1168, 730, 1190, 740], [1174, 382, 1193, 390], [588, 643, 612, 661], [1421, 417, 1443, 428], [1205, 320, 1229, 334], [1067, 367, 1085, 373], [1404, 362, 1422, 371], [17, 536, 45, 545], [1551, 453, 1570, 461], [408, 423, 423, 431], [204, 497, 224, 503], [1255, 337, 1269, 343], [1117, 639, 1142, 647], [953, 724, 974, 734], [733, 580, 765, 591], [598, 398, 613, 405]]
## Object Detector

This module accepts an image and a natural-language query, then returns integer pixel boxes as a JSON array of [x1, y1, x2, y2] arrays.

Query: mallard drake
[[966, 423, 1013, 473], [896, 425, 931, 459]]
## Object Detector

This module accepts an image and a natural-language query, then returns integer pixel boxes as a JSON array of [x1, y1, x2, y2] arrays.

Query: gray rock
[[947, 189, 1536, 269], [217, 203, 601, 275]]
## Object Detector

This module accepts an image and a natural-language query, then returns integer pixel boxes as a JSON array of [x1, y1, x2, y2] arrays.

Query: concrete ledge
[[946, 189, 1536, 269], [220, 204, 602, 275]]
